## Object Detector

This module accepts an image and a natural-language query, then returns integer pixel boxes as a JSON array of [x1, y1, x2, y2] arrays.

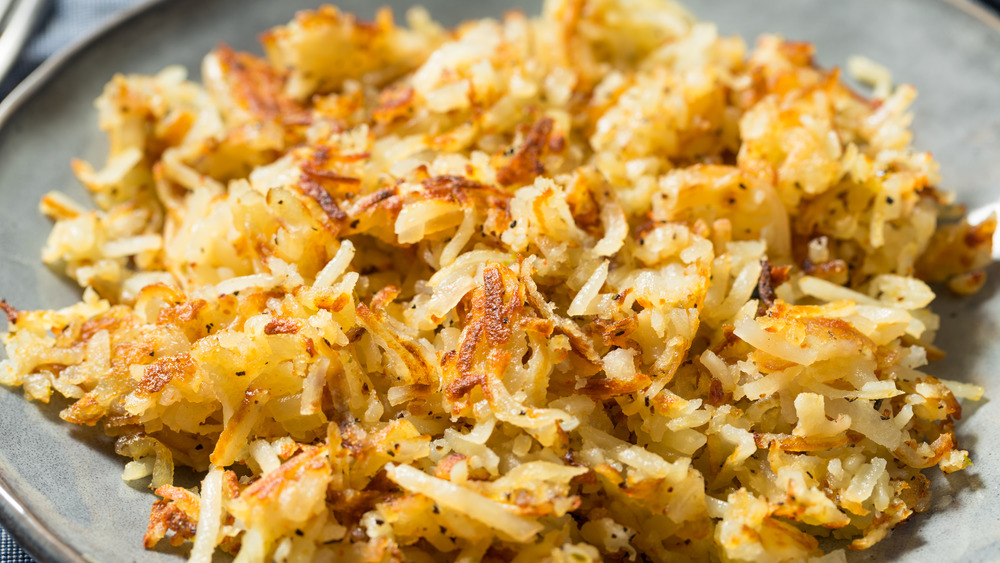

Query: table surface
[[1, 0, 998, 561]]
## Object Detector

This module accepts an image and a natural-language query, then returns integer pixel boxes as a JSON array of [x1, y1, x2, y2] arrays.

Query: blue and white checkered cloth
[[0, 532, 31, 563]]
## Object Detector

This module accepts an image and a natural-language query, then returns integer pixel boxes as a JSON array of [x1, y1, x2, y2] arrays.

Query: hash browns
[[2, 0, 995, 561]]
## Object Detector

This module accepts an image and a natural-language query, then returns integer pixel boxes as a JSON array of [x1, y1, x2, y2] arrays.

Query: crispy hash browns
[[1, 1, 995, 561]]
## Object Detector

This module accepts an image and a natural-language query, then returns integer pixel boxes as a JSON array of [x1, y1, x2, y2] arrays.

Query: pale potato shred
[[1, 0, 995, 561]]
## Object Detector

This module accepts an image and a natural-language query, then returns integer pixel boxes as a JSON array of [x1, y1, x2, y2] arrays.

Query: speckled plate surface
[[0, 0, 998, 561]]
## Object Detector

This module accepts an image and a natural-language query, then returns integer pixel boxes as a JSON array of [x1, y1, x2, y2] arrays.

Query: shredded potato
[[0, 1, 993, 561]]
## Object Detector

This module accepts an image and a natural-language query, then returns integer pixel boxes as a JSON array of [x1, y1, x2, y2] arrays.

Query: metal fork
[[0, 0, 49, 88]]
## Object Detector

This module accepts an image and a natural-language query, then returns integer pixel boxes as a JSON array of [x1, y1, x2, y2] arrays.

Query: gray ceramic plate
[[1, 0, 999, 561]]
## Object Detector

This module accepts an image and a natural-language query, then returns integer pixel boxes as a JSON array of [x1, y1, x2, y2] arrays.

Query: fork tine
[[0, 0, 15, 23], [0, 0, 49, 90]]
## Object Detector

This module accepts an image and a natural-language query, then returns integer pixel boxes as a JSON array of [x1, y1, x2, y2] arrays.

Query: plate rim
[[0, 2, 167, 559], [0, 0, 999, 562]]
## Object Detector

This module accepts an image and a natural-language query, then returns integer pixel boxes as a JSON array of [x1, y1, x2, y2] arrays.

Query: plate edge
[[943, 0, 1000, 32], [0, 473, 87, 563], [0, 1, 170, 559], [0, 0, 168, 131]]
